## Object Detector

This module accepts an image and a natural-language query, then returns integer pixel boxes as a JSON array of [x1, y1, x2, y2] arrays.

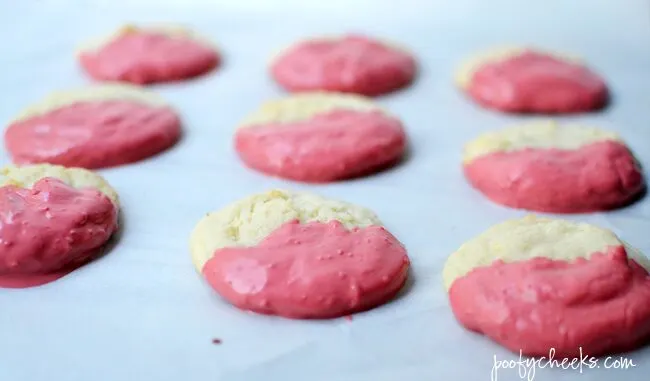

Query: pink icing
[[202, 220, 410, 319], [5, 101, 182, 169], [79, 31, 220, 84], [235, 109, 406, 182], [467, 51, 608, 113], [271, 35, 417, 96], [449, 246, 650, 358], [0, 178, 118, 288], [463, 141, 644, 213]]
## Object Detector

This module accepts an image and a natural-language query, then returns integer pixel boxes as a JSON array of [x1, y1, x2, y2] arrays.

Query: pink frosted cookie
[[0, 164, 119, 289], [78, 24, 220, 84], [4, 84, 182, 169], [189, 189, 410, 319], [270, 34, 417, 96], [462, 121, 644, 213], [455, 47, 608, 113], [234, 92, 407, 182], [443, 215, 650, 358]]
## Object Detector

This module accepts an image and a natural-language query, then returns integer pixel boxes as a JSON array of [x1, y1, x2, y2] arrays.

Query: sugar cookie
[[463, 121, 644, 213], [443, 215, 650, 358], [235, 92, 407, 182], [4, 84, 182, 169], [455, 47, 608, 113], [189, 189, 410, 319], [0, 164, 119, 288], [270, 34, 417, 96], [78, 24, 220, 84]]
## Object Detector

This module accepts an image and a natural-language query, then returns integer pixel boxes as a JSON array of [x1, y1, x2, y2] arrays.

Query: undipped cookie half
[[235, 92, 407, 182], [4, 83, 182, 169], [189, 189, 410, 319], [455, 47, 608, 113], [0, 164, 119, 288], [77, 24, 220, 84], [462, 120, 644, 213], [443, 215, 650, 358]]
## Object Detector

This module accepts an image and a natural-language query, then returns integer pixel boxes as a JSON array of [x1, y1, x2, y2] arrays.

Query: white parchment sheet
[[1, 0, 649, 380]]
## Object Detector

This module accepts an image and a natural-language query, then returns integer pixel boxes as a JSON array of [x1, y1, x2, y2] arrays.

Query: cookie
[[443, 215, 650, 358], [455, 47, 608, 113], [270, 34, 417, 96], [78, 24, 220, 84], [235, 92, 407, 182], [189, 189, 410, 319], [0, 164, 120, 288], [462, 120, 644, 213], [4, 84, 182, 169]]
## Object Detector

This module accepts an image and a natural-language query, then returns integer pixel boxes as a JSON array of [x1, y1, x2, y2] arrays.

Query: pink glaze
[[449, 246, 650, 358], [79, 31, 220, 84], [235, 110, 406, 182], [467, 51, 608, 113], [0, 178, 118, 288], [5, 101, 182, 169], [202, 220, 410, 319], [463, 141, 644, 213], [271, 35, 417, 96]]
